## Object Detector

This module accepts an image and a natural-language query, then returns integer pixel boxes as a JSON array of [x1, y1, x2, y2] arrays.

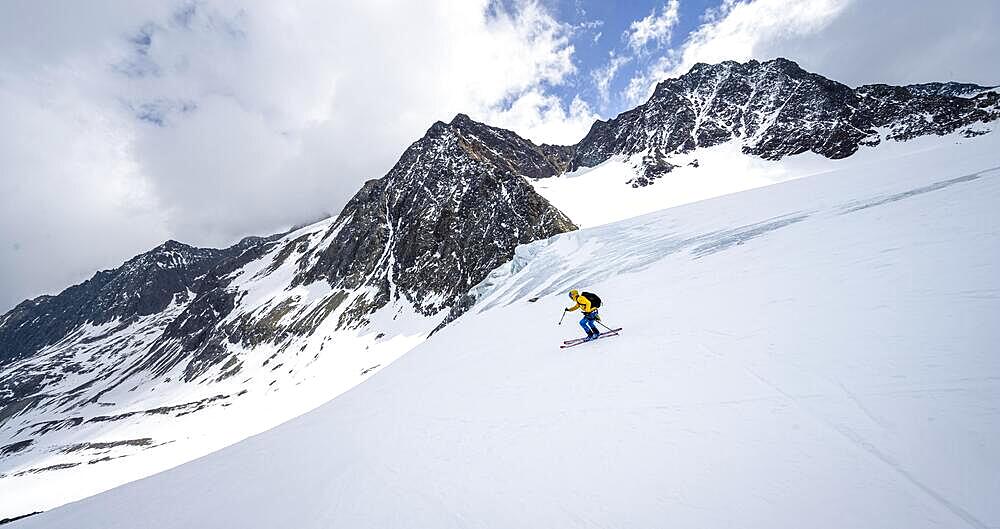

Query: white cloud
[[0, 0, 596, 311], [622, 0, 849, 105], [588, 0, 679, 111], [591, 52, 633, 105], [621, 0, 1000, 107], [624, 0, 681, 54], [668, 0, 847, 75], [486, 91, 599, 145], [0, 71, 169, 310], [753, 0, 1000, 87]]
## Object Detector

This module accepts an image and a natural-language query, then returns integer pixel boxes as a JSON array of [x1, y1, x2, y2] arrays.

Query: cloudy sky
[[1, 0, 998, 311]]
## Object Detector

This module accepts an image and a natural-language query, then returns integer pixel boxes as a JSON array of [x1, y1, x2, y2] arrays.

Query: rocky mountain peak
[[569, 58, 999, 178], [449, 112, 477, 127], [0, 240, 241, 366], [298, 112, 576, 322], [903, 82, 996, 97], [155, 239, 192, 251]]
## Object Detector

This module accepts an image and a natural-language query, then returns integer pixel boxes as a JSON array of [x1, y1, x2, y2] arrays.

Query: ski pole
[[596, 319, 616, 332], [558, 310, 567, 325]]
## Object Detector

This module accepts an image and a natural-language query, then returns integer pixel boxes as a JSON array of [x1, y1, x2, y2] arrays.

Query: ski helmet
[[569, 289, 579, 299]]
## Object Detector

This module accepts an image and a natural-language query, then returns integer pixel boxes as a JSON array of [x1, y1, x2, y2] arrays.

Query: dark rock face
[[856, 83, 999, 141], [0, 235, 285, 420], [903, 82, 995, 98], [0, 241, 240, 366], [302, 114, 576, 318], [568, 58, 999, 171]]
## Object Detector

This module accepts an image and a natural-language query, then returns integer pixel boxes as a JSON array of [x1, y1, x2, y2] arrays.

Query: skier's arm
[[565, 302, 581, 312]]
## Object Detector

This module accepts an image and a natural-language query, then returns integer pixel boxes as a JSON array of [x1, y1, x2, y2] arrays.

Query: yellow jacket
[[567, 294, 596, 313]]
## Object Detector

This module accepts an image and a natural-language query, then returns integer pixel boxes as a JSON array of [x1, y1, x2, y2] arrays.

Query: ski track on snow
[[702, 341, 989, 529]]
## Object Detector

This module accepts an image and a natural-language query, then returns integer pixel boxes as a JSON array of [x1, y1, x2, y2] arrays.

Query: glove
[[564, 308, 569, 312]]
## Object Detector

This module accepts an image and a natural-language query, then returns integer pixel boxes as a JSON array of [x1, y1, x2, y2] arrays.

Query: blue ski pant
[[579, 310, 599, 334]]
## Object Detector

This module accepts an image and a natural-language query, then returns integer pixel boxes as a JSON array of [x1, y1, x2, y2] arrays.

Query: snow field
[[15, 132, 1000, 528], [532, 130, 990, 228]]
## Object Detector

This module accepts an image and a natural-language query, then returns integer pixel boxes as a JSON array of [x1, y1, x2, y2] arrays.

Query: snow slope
[[14, 132, 1000, 528], [532, 130, 994, 228], [0, 217, 445, 519]]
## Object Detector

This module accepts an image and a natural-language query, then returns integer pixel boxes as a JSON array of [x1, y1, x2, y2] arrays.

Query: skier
[[565, 290, 602, 341]]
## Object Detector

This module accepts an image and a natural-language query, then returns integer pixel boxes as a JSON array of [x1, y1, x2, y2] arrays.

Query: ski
[[560, 328, 622, 348], [561, 332, 620, 348], [562, 328, 622, 344]]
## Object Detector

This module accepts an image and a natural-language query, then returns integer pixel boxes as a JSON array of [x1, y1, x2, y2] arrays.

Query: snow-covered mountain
[[13, 122, 1000, 529], [532, 58, 998, 225], [569, 58, 997, 182], [0, 114, 574, 517], [1, 57, 998, 519]]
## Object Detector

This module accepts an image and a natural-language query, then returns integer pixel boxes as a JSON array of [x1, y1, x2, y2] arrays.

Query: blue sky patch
[[549, 0, 721, 116]]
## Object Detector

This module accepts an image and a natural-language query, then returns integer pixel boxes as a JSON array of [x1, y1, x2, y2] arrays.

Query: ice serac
[[567, 58, 999, 184]]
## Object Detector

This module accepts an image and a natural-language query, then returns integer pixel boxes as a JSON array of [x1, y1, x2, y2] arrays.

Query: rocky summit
[[568, 58, 998, 184], [297, 113, 576, 321], [0, 240, 261, 366]]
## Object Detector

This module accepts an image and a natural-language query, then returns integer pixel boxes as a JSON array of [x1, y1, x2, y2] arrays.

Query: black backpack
[[582, 291, 602, 308]]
